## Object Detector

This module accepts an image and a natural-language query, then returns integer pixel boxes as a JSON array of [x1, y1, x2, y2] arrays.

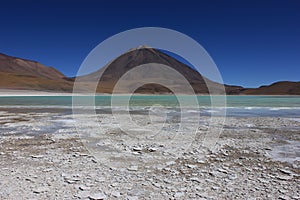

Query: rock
[[79, 185, 90, 191], [132, 147, 142, 151], [185, 164, 197, 169], [127, 196, 139, 200], [88, 192, 107, 200], [25, 177, 34, 182], [111, 182, 119, 187], [278, 196, 289, 200], [196, 159, 206, 164], [148, 147, 157, 152], [33, 186, 48, 194], [190, 177, 201, 183], [42, 168, 53, 172], [31, 155, 44, 159], [165, 161, 176, 166], [152, 182, 161, 188], [279, 168, 293, 175], [111, 191, 121, 197], [174, 192, 185, 198], [217, 168, 228, 174], [163, 178, 171, 184], [276, 175, 292, 181], [127, 166, 138, 171]]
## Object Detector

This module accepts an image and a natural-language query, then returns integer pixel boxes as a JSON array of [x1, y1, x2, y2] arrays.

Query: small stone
[[185, 164, 197, 169], [127, 166, 138, 171], [151, 181, 160, 187], [132, 147, 142, 151], [190, 177, 201, 183], [79, 185, 90, 191], [196, 159, 206, 164], [111, 191, 121, 197], [217, 168, 228, 174], [279, 168, 293, 175], [42, 168, 53, 172], [278, 196, 289, 200], [127, 196, 139, 200], [163, 178, 171, 184], [165, 161, 176, 166], [174, 192, 185, 198], [31, 155, 44, 159], [88, 192, 107, 200], [276, 175, 292, 181], [33, 186, 48, 194], [148, 147, 157, 152]]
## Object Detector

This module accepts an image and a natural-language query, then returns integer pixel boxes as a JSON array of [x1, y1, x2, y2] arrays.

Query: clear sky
[[0, 0, 299, 88]]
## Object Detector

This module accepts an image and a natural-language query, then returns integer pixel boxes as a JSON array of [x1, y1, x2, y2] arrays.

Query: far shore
[[0, 89, 299, 97]]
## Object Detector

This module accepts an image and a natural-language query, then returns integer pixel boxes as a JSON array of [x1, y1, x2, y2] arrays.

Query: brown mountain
[[240, 81, 300, 95], [0, 50, 299, 95], [77, 46, 241, 94], [0, 53, 73, 91]]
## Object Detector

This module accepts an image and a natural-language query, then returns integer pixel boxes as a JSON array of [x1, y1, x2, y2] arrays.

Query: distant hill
[[0, 53, 73, 91], [0, 50, 299, 95], [239, 81, 300, 95]]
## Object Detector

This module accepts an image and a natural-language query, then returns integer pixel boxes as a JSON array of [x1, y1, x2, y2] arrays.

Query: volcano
[[0, 48, 299, 95], [77, 46, 242, 94]]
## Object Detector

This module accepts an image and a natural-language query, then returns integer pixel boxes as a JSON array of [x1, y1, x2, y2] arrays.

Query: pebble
[[88, 192, 107, 200], [32, 186, 48, 194], [132, 147, 142, 151], [279, 168, 293, 175], [148, 147, 157, 152], [276, 175, 292, 181], [31, 155, 44, 159], [174, 192, 185, 198], [127, 166, 138, 171], [111, 191, 121, 197], [79, 185, 90, 191]]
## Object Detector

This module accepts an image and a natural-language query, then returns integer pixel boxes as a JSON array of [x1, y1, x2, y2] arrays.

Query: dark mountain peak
[[79, 47, 231, 94]]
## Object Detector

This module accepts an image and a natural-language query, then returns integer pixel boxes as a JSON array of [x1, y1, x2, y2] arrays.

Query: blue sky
[[0, 0, 299, 87]]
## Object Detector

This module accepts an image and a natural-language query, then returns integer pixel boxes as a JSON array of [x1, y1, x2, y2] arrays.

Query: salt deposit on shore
[[0, 110, 299, 199]]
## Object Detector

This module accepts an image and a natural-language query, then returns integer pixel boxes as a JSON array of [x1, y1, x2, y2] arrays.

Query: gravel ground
[[0, 111, 299, 199]]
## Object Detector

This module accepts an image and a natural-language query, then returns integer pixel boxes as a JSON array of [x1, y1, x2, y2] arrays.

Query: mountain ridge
[[0, 50, 299, 95]]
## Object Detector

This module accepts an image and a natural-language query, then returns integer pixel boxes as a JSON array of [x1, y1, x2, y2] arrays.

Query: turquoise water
[[0, 95, 300, 117]]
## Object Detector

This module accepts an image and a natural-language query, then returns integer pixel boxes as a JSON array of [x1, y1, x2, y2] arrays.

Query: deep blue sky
[[0, 0, 299, 87]]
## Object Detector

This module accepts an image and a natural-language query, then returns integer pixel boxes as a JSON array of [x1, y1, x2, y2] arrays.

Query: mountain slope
[[0, 53, 73, 91], [0, 51, 299, 95], [240, 81, 300, 95], [78, 47, 241, 94]]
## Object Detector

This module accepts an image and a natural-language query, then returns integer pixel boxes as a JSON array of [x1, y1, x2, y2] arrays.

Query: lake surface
[[0, 95, 300, 117]]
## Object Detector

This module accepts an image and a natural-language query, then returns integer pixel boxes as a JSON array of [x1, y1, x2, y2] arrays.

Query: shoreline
[[0, 89, 300, 97]]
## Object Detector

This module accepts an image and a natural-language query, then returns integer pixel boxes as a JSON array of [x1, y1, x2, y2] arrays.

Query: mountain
[[240, 81, 300, 95], [0, 50, 299, 95], [77, 46, 242, 94], [0, 53, 73, 91]]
